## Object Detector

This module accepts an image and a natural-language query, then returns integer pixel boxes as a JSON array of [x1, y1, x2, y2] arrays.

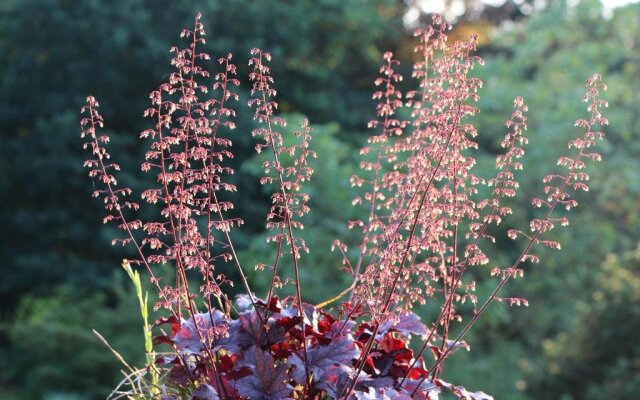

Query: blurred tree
[[0, 0, 193, 316], [201, 0, 404, 130], [1, 278, 148, 399], [402, 0, 547, 52], [529, 244, 640, 399], [438, 1, 640, 398], [403, 0, 540, 26]]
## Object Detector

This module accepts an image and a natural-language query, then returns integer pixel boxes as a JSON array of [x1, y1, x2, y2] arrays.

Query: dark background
[[1, 0, 639, 398]]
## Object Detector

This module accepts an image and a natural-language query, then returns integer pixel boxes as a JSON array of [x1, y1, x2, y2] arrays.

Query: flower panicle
[[81, 97, 141, 242], [354, 16, 486, 321], [510, 74, 607, 258], [345, 51, 407, 282], [471, 96, 529, 243], [247, 47, 315, 383], [81, 96, 180, 317], [248, 48, 314, 262], [89, 15, 251, 314]]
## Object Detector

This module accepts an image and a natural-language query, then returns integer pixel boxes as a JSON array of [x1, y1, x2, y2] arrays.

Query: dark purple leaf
[[315, 365, 354, 398], [236, 294, 283, 313], [301, 303, 319, 329], [237, 310, 285, 349], [317, 364, 375, 399], [439, 380, 493, 400], [354, 387, 409, 400], [236, 294, 255, 311], [191, 384, 220, 400], [234, 346, 292, 400], [401, 378, 441, 400], [361, 376, 395, 392], [328, 319, 356, 339], [172, 321, 201, 354], [168, 364, 191, 387], [444, 339, 471, 353], [289, 334, 360, 384], [377, 312, 428, 339], [173, 310, 239, 354]]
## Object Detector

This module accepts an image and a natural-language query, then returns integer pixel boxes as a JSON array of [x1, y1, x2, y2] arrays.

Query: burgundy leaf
[[275, 316, 303, 332], [356, 322, 376, 341], [218, 354, 239, 373], [226, 366, 252, 380], [270, 340, 293, 359], [153, 335, 174, 346], [267, 295, 283, 313], [153, 315, 179, 328], [373, 334, 413, 378]]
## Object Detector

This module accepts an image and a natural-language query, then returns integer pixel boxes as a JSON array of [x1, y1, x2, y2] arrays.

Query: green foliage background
[[0, 0, 638, 399]]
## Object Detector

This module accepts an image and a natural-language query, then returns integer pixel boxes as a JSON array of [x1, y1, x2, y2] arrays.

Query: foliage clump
[[81, 12, 606, 400]]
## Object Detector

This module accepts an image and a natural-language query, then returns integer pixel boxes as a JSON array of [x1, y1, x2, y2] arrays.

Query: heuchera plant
[[80, 13, 608, 400]]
